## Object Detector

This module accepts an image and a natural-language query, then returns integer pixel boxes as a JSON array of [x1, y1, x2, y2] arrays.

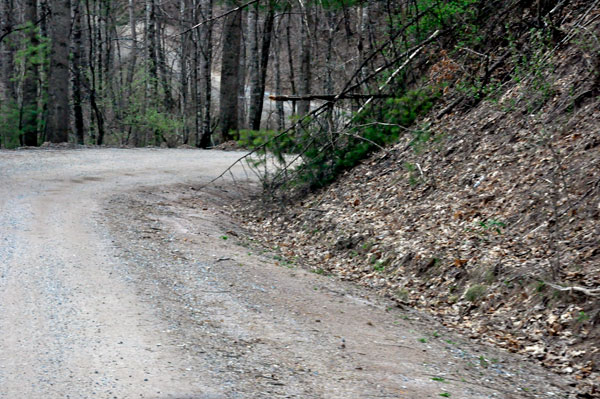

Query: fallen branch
[[545, 283, 600, 297], [269, 93, 396, 101], [180, 0, 261, 35]]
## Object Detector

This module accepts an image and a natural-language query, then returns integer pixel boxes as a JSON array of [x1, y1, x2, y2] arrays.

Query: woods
[[0, 0, 388, 148]]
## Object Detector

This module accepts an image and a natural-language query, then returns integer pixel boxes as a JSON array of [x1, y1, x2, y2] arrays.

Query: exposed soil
[[0, 148, 575, 398], [230, 11, 600, 397]]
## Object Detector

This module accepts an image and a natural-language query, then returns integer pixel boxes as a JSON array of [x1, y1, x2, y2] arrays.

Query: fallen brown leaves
[[232, 19, 600, 398]]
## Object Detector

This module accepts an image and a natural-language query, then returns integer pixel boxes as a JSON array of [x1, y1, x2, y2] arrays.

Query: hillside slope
[[235, 3, 600, 397]]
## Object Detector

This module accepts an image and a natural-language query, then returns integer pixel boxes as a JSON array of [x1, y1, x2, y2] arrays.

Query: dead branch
[[180, 0, 261, 35], [269, 93, 395, 101], [545, 283, 600, 297]]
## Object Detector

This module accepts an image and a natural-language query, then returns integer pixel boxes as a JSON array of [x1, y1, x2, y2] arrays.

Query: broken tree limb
[[349, 30, 439, 124], [546, 283, 600, 297], [269, 93, 396, 101]]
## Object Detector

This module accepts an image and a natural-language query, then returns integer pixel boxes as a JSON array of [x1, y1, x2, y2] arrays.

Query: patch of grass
[[465, 284, 486, 302], [396, 288, 410, 302], [536, 280, 546, 293], [432, 377, 447, 382], [439, 393, 451, 397], [479, 356, 488, 368], [220, 235, 228, 240], [312, 268, 326, 275], [418, 338, 427, 343], [373, 261, 385, 272], [577, 311, 590, 323]]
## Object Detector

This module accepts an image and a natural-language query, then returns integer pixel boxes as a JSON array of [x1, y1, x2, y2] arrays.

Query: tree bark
[[1, 0, 17, 146], [248, 3, 274, 131], [46, 0, 71, 143], [246, 2, 259, 128], [20, 0, 40, 146], [273, 21, 284, 131], [179, 0, 189, 144], [198, 0, 213, 148], [72, 0, 84, 144], [297, 2, 311, 116], [127, 0, 138, 145], [218, 6, 241, 142]]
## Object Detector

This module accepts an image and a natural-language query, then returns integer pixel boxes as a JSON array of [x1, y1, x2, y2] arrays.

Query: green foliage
[[577, 311, 590, 323], [291, 87, 439, 190], [409, 0, 478, 40], [238, 129, 298, 162], [477, 219, 506, 234], [125, 107, 183, 145], [373, 261, 385, 272], [508, 28, 555, 113], [15, 22, 50, 69], [0, 23, 49, 148], [465, 284, 486, 302], [0, 101, 22, 149]]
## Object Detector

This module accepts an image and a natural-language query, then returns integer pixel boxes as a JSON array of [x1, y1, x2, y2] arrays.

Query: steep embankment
[[235, 4, 600, 397]]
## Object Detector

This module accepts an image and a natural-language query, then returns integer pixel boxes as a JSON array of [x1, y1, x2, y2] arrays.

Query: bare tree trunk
[[72, 0, 84, 144], [20, 0, 40, 146], [237, 7, 247, 130], [179, 0, 189, 143], [46, 0, 71, 143], [85, 0, 104, 145], [127, 0, 138, 145], [249, 3, 274, 130], [198, 0, 213, 148], [285, 11, 296, 116], [246, 2, 259, 129], [323, 9, 334, 94], [273, 23, 284, 131], [147, 0, 160, 145], [156, 3, 174, 113], [357, 0, 372, 90], [218, 6, 241, 142], [1, 0, 17, 146], [297, 1, 311, 116]]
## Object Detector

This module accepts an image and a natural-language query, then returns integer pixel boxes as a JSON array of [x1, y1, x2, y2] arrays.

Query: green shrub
[[465, 284, 486, 302]]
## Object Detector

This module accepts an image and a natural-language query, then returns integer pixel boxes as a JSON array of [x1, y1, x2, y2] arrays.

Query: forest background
[[1, 0, 600, 396]]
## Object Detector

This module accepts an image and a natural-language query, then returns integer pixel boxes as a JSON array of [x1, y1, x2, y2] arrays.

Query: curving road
[[0, 149, 248, 398], [0, 148, 571, 398]]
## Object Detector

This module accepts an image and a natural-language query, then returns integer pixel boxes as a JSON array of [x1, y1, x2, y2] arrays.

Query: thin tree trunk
[[237, 7, 247, 130], [20, 0, 39, 146], [285, 11, 296, 116], [72, 0, 84, 144], [198, 0, 213, 148], [85, 0, 104, 144], [126, 0, 138, 145], [179, 0, 188, 143], [218, 6, 241, 142], [249, 3, 274, 131], [297, 2, 311, 117], [46, 0, 71, 143], [147, 0, 160, 145], [192, 1, 201, 146], [1, 0, 17, 146], [156, 4, 174, 112], [273, 23, 284, 131], [246, 2, 259, 129]]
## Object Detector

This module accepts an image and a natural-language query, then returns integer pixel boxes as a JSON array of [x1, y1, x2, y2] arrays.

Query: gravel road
[[0, 148, 573, 398]]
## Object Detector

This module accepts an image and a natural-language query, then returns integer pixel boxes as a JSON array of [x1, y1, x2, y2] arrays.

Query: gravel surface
[[0, 148, 573, 398]]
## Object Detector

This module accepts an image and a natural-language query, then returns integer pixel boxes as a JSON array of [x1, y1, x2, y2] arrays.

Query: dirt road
[[0, 148, 573, 398]]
